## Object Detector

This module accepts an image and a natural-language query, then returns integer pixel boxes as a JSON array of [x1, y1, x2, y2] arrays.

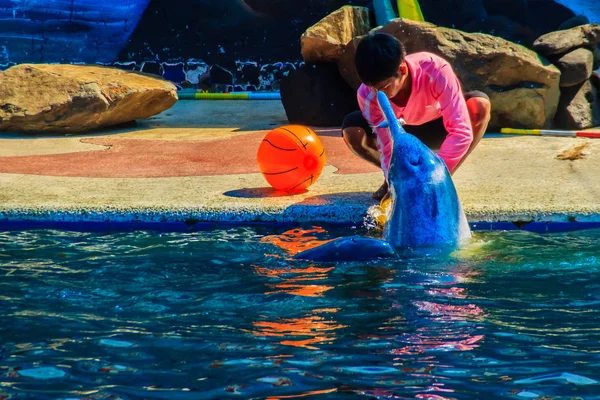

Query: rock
[[280, 63, 359, 126], [259, 62, 296, 91], [351, 19, 561, 129], [301, 6, 372, 64], [594, 45, 600, 70], [532, 24, 600, 57], [235, 61, 260, 87], [140, 61, 164, 76], [554, 80, 600, 129], [592, 71, 600, 91], [162, 62, 186, 84], [184, 59, 209, 87], [210, 65, 234, 85], [558, 14, 590, 31], [555, 48, 594, 87], [0, 64, 177, 134]]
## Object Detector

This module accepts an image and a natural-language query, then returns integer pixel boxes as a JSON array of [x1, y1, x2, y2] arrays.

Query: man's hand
[[375, 118, 406, 130], [380, 190, 390, 204]]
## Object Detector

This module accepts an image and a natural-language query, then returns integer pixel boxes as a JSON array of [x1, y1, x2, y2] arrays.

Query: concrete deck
[[0, 100, 598, 226]]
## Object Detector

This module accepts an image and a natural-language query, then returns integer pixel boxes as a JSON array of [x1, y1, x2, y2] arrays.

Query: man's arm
[[431, 64, 473, 173], [357, 85, 393, 177]]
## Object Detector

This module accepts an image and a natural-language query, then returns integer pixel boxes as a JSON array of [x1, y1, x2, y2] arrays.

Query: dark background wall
[[0, 0, 587, 90]]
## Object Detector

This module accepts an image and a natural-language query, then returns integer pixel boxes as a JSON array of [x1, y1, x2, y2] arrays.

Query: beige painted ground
[[0, 101, 598, 224]]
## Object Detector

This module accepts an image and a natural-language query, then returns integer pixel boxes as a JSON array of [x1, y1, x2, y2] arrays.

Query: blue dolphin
[[292, 235, 396, 262], [377, 90, 471, 248], [294, 91, 470, 261]]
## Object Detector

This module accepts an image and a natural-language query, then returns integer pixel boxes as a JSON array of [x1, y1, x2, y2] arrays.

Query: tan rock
[[366, 19, 561, 129], [0, 64, 178, 133], [533, 23, 600, 57], [301, 6, 372, 64]]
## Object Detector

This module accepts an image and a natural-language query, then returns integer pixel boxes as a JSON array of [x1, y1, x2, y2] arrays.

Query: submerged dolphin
[[294, 91, 470, 261], [292, 236, 396, 262]]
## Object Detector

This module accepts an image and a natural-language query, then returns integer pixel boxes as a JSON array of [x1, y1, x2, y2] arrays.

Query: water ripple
[[0, 226, 600, 398]]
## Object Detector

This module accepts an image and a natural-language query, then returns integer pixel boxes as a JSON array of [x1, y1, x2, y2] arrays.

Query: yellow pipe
[[397, 0, 425, 21], [500, 128, 542, 135], [193, 93, 249, 100]]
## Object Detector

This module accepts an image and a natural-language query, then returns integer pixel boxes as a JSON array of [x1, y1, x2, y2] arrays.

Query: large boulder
[[532, 24, 600, 57], [337, 37, 363, 90], [554, 80, 600, 130], [554, 48, 595, 87], [337, 19, 561, 129], [280, 63, 359, 126], [301, 6, 372, 64], [0, 64, 177, 133]]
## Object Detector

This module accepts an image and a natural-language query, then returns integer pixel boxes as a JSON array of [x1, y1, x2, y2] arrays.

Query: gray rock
[[533, 23, 600, 57], [591, 71, 600, 91], [555, 48, 595, 87], [554, 80, 600, 130]]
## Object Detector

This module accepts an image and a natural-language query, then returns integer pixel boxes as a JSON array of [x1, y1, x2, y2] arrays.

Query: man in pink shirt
[[342, 32, 491, 200]]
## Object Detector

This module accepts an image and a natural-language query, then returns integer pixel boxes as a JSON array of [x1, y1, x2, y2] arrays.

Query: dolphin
[[292, 235, 397, 262], [293, 91, 470, 261], [377, 90, 471, 248]]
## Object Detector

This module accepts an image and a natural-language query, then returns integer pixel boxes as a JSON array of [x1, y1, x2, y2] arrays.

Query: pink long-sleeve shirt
[[357, 52, 473, 176]]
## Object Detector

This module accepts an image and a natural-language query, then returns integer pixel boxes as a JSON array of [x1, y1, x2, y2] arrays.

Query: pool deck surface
[[0, 99, 599, 228]]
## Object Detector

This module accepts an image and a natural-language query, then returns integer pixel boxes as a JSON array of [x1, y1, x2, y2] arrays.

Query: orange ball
[[257, 125, 327, 192]]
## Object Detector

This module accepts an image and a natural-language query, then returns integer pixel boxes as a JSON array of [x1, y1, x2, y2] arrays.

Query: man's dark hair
[[354, 32, 407, 86]]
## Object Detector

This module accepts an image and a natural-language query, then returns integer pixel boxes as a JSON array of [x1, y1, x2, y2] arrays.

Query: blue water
[[1, 225, 600, 399]]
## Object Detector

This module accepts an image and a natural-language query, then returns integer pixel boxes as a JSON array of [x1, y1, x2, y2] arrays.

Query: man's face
[[372, 62, 409, 99]]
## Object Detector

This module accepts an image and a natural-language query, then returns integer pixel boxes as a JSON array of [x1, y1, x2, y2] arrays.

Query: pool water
[[1, 225, 600, 399]]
